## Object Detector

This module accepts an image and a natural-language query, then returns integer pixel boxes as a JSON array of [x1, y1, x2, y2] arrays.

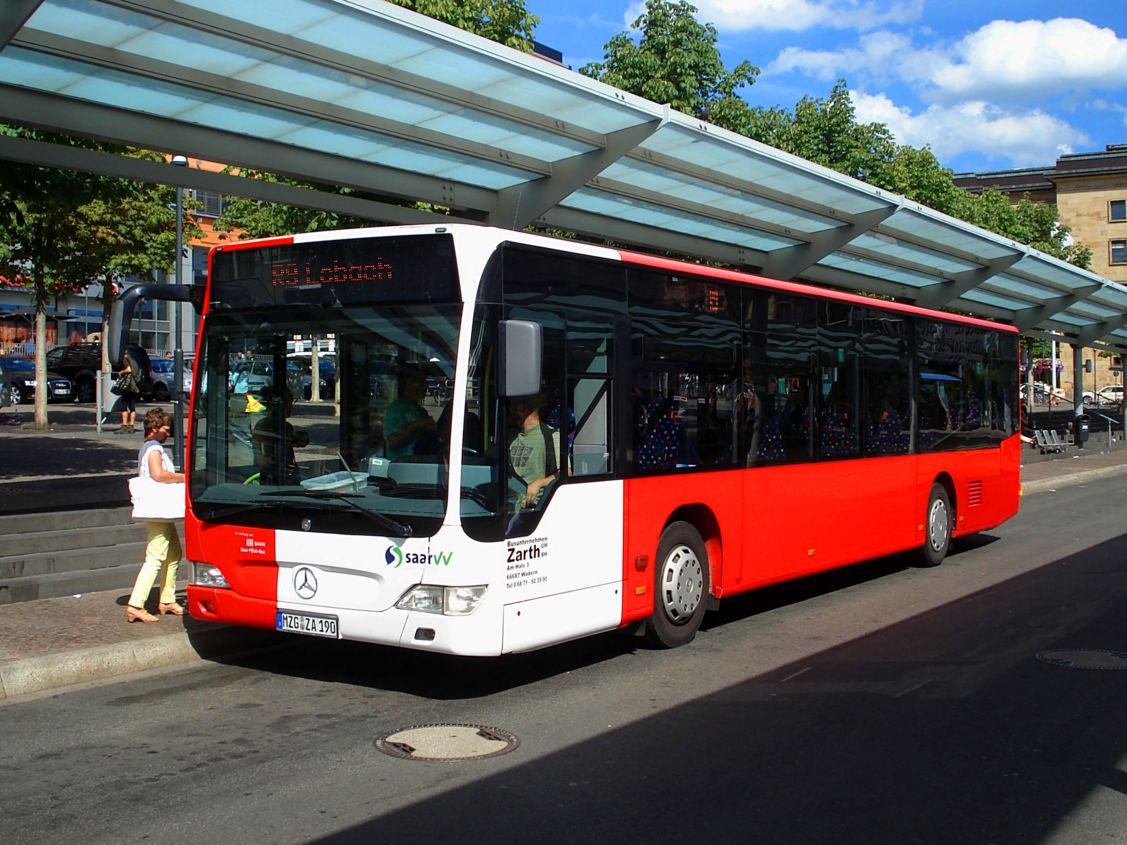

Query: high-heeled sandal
[[158, 602, 185, 616], [126, 605, 159, 623]]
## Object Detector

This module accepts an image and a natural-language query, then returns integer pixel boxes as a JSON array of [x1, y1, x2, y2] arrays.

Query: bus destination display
[[210, 234, 457, 309]]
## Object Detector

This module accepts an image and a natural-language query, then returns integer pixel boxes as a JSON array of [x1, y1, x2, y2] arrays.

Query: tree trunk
[[34, 308, 48, 430]]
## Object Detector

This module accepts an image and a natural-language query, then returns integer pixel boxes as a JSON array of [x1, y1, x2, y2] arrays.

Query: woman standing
[[125, 408, 185, 623], [115, 351, 142, 434]]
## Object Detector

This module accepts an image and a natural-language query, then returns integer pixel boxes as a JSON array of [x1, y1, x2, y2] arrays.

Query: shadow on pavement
[[301, 530, 1127, 845]]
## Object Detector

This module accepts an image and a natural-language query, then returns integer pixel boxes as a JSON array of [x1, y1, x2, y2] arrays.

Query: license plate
[[276, 610, 339, 638], [53, 388, 69, 395]]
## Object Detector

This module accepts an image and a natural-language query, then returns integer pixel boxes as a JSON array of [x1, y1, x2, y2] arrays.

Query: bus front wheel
[[920, 483, 952, 567], [645, 521, 710, 648]]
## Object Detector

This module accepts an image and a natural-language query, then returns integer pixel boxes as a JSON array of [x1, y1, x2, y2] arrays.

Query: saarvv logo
[[385, 546, 454, 567]]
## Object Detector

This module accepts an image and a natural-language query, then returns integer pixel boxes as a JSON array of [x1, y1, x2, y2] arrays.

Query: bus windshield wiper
[[265, 489, 413, 537], [196, 501, 280, 521]]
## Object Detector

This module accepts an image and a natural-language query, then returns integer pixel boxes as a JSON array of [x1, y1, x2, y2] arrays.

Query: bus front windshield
[[190, 301, 462, 537]]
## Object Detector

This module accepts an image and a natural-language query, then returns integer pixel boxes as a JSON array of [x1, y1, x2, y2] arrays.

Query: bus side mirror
[[498, 320, 542, 397], [108, 284, 199, 366]]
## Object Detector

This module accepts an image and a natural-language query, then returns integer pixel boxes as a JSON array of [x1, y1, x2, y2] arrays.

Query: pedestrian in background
[[115, 350, 142, 434], [125, 408, 185, 623]]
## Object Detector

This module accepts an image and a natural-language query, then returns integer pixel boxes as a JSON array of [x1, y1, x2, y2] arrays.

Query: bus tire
[[920, 482, 952, 567], [645, 521, 710, 648]]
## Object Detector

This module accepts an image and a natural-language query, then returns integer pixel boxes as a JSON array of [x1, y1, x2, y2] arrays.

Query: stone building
[[955, 145, 1127, 401]]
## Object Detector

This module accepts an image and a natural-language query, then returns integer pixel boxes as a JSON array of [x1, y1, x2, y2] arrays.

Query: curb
[[1022, 463, 1127, 495], [0, 624, 284, 701]]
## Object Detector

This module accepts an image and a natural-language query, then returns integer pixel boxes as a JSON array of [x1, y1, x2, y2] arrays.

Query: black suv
[[45, 343, 152, 403]]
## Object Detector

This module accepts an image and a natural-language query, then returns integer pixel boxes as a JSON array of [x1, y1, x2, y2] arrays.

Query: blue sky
[[529, 0, 1127, 174]]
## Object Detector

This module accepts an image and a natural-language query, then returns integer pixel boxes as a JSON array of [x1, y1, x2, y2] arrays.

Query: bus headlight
[[396, 585, 487, 616], [192, 562, 229, 588]]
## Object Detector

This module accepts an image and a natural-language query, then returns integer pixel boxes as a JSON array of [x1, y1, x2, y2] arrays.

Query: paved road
[[2, 473, 1125, 844]]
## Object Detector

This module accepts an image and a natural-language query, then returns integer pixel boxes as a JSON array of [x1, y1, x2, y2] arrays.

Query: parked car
[[0, 356, 75, 404], [147, 357, 194, 401], [1083, 385, 1124, 407], [44, 343, 101, 402], [45, 342, 152, 402]]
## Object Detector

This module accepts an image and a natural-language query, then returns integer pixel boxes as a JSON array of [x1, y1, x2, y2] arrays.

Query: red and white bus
[[155, 224, 1019, 654]]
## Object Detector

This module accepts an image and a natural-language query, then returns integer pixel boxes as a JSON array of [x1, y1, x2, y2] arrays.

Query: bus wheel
[[645, 521, 709, 648], [920, 483, 951, 567]]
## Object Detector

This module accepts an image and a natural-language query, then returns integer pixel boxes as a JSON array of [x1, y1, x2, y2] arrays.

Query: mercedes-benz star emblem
[[294, 567, 318, 600]]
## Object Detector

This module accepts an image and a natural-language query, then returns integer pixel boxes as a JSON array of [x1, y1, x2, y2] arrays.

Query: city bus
[[121, 224, 1020, 654]]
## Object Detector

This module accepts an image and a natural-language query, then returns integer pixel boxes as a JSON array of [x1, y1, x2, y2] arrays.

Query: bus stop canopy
[[1, 0, 1125, 353]]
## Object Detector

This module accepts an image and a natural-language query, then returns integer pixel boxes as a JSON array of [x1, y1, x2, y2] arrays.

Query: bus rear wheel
[[920, 483, 952, 567], [645, 521, 710, 648]]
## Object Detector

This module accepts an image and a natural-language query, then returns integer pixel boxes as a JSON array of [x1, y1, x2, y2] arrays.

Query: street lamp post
[[171, 154, 188, 470]]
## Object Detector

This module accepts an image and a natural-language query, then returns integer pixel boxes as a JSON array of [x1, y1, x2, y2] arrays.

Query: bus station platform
[[1, 406, 1126, 702]]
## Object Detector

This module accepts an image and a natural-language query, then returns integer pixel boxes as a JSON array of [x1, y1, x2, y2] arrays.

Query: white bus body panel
[[270, 480, 625, 655]]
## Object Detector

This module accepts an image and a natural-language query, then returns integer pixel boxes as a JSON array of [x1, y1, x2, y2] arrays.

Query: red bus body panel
[[621, 435, 1020, 626]]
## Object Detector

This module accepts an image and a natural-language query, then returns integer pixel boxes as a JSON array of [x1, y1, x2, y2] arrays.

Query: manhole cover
[[1036, 649, 1127, 670], [375, 724, 520, 761]]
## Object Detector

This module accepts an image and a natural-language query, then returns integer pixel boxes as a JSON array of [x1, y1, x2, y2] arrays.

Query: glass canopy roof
[[1, 0, 1124, 351]]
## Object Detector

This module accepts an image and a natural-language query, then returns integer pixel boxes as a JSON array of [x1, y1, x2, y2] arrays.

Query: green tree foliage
[[386, 0, 538, 50], [0, 127, 185, 427], [580, 0, 759, 129], [214, 170, 372, 240]]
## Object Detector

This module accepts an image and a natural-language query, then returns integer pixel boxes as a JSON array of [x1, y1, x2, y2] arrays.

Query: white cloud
[[765, 18, 1127, 104], [768, 31, 916, 80], [851, 91, 1088, 167], [930, 18, 1127, 101], [625, 0, 922, 33]]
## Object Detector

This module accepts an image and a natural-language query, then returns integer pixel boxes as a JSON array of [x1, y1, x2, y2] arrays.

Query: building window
[[1111, 200, 1126, 222], [1112, 239, 1127, 265]]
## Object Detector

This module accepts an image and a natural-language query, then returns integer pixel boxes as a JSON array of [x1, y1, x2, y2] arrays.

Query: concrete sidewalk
[[1, 425, 1126, 702]]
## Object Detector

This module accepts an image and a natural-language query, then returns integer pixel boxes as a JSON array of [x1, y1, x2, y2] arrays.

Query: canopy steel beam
[[1012, 293, 1096, 332], [913, 254, 1024, 308], [0, 86, 497, 214], [490, 120, 662, 229], [0, 0, 39, 50], [1075, 314, 1127, 347], [0, 134, 453, 226], [14, 29, 553, 180], [540, 205, 765, 271], [762, 207, 899, 280], [104, 0, 625, 150]]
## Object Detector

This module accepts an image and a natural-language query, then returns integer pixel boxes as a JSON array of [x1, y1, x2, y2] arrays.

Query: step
[[0, 507, 135, 537], [0, 523, 147, 557], [0, 541, 149, 580], [0, 563, 147, 604]]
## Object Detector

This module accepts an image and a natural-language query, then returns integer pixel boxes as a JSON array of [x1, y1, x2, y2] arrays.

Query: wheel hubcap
[[928, 499, 949, 552], [660, 544, 703, 623]]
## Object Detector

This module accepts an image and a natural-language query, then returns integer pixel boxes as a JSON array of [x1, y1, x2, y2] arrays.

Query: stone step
[[0, 563, 148, 604], [0, 507, 135, 537], [0, 541, 149, 581], [0, 522, 148, 557]]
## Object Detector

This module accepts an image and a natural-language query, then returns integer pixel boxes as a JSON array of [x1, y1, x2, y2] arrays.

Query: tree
[[0, 128, 187, 426], [385, 0, 538, 51], [73, 160, 202, 376], [215, 170, 373, 240], [581, 0, 759, 131], [0, 128, 126, 428]]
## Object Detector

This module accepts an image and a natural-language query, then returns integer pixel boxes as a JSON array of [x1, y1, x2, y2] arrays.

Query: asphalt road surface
[[3, 475, 1126, 845]]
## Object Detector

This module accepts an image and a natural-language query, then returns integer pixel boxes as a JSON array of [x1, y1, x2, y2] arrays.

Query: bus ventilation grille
[[967, 480, 983, 507]]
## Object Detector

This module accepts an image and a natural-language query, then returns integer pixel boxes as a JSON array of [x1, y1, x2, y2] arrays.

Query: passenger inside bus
[[507, 392, 562, 510], [251, 386, 308, 485]]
